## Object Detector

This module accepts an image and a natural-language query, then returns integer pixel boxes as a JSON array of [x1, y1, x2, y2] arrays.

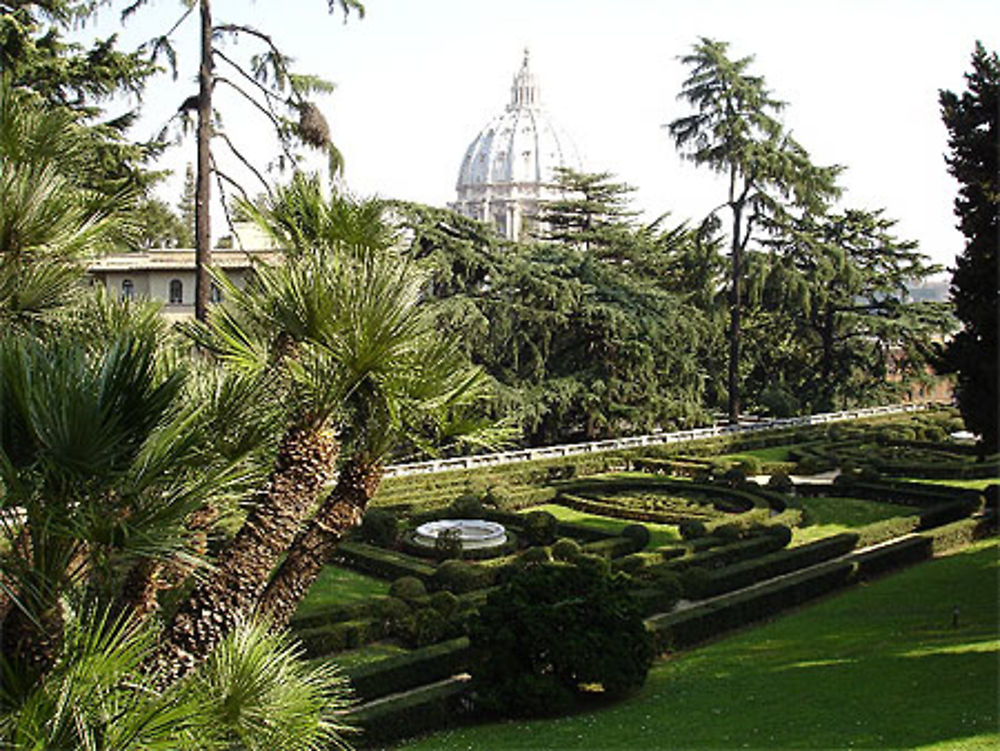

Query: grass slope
[[293, 565, 390, 620], [789, 495, 907, 545], [399, 539, 999, 750], [526, 503, 681, 549]]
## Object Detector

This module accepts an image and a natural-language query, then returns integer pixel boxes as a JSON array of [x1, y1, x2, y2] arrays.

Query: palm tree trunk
[[258, 454, 382, 628], [159, 421, 338, 679], [113, 505, 217, 621]]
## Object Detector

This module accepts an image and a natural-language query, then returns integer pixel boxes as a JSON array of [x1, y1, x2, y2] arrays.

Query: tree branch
[[209, 155, 245, 252], [212, 23, 306, 105], [213, 76, 297, 165], [212, 130, 273, 195]]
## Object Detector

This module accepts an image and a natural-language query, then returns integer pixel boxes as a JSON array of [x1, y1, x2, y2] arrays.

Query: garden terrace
[[282, 407, 996, 746]]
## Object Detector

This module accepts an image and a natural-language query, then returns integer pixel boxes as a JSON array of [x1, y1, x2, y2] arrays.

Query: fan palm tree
[[0, 78, 132, 331], [161, 251, 368, 676], [258, 265, 502, 626], [0, 607, 354, 751], [237, 177, 506, 626], [0, 323, 249, 694]]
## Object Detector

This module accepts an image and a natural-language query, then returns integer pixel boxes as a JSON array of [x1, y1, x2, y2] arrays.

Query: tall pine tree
[[939, 42, 999, 453], [668, 38, 841, 422]]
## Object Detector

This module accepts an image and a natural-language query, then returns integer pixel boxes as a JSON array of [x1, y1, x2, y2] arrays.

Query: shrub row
[[925, 516, 995, 554], [850, 536, 933, 579], [694, 532, 860, 598], [647, 560, 856, 652], [350, 676, 473, 749], [336, 541, 437, 581], [344, 636, 471, 703], [296, 618, 387, 657], [581, 535, 639, 559], [666, 532, 790, 574], [558, 492, 698, 525]]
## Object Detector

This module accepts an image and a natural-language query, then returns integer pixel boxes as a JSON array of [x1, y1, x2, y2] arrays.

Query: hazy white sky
[[84, 0, 999, 270]]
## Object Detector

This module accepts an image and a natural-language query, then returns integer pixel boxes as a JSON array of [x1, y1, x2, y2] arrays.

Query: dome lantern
[[509, 48, 539, 110]]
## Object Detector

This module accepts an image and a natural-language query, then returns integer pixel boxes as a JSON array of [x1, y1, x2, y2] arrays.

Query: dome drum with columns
[[451, 50, 582, 240]]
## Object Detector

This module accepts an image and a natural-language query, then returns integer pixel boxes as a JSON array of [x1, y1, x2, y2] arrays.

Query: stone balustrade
[[383, 403, 928, 478]]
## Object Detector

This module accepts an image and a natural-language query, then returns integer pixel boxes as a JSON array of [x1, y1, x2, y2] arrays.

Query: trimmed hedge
[[350, 676, 472, 748], [345, 636, 471, 703], [925, 516, 994, 554], [296, 618, 385, 657], [336, 542, 436, 581], [581, 535, 637, 559], [646, 560, 855, 652], [695, 533, 859, 598], [850, 536, 933, 578], [665, 532, 790, 574]]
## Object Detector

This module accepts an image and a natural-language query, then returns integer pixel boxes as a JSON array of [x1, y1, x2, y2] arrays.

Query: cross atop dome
[[508, 47, 540, 110]]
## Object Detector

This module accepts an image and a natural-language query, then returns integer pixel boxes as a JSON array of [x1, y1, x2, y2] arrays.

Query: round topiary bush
[[400, 606, 447, 648], [713, 523, 743, 543], [762, 523, 793, 547], [434, 527, 464, 561], [519, 546, 552, 566], [641, 565, 683, 605], [429, 589, 460, 620], [432, 559, 489, 594], [738, 457, 761, 476], [767, 471, 794, 492], [450, 492, 485, 517], [679, 519, 707, 540], [358, 507, 399, 547], [471, 561, 654, 717], [722, 466, 747, 487], [551, 537, 581, 561], [522, 510, 558, 546], [389, 576, 427, 602], [571, 552, 611, 577], [373, 596, 412, 622], [615, 553, 647, 575], [621, 524, 651, 552]]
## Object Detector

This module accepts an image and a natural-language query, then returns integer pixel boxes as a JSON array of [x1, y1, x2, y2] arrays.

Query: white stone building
[[87, 223, 278, 322], [451, 50, 583, 240]]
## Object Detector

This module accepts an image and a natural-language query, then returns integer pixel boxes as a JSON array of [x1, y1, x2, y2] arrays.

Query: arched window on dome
[[169, 278, 183, 304]]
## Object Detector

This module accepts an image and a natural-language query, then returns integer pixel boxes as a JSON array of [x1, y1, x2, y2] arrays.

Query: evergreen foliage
[[939, 42, 999, 453], [668, 38, 842, 421], [471, 562, 653, 717]]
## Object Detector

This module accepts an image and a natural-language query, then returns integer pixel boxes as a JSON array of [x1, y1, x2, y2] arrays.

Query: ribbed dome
[[456, 50, 581, 192]]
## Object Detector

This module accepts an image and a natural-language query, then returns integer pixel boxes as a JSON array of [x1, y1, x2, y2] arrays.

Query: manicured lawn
[[526, 503, 681, 549], [326, 641, 409, 671], [899, 477, 999, 490], [720, 444, 795, 463], [788, 495, 908, 545], [294, 564, 390, 619], [399, 539, 999, 750]]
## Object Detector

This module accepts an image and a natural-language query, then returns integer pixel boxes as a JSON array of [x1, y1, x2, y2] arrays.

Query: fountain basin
[[412, 518, 508, 551]]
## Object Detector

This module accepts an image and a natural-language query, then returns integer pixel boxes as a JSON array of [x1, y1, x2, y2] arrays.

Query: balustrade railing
[[384, 403, 929, 478]]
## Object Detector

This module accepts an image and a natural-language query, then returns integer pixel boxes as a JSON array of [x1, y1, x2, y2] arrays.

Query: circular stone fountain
[[412, 518, 508, 551]]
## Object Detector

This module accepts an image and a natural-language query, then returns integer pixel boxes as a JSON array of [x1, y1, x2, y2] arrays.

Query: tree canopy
[[939, 41, 999, 452]]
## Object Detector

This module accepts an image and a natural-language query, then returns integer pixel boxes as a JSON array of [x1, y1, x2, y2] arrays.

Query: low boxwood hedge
[[696, 532, 859, 598], [350, 675, 473, 748], [345, 636, 472, 703], [336, 542, 437, 581], [646, 560, 855, 652], [666, 532, 790, 574]]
